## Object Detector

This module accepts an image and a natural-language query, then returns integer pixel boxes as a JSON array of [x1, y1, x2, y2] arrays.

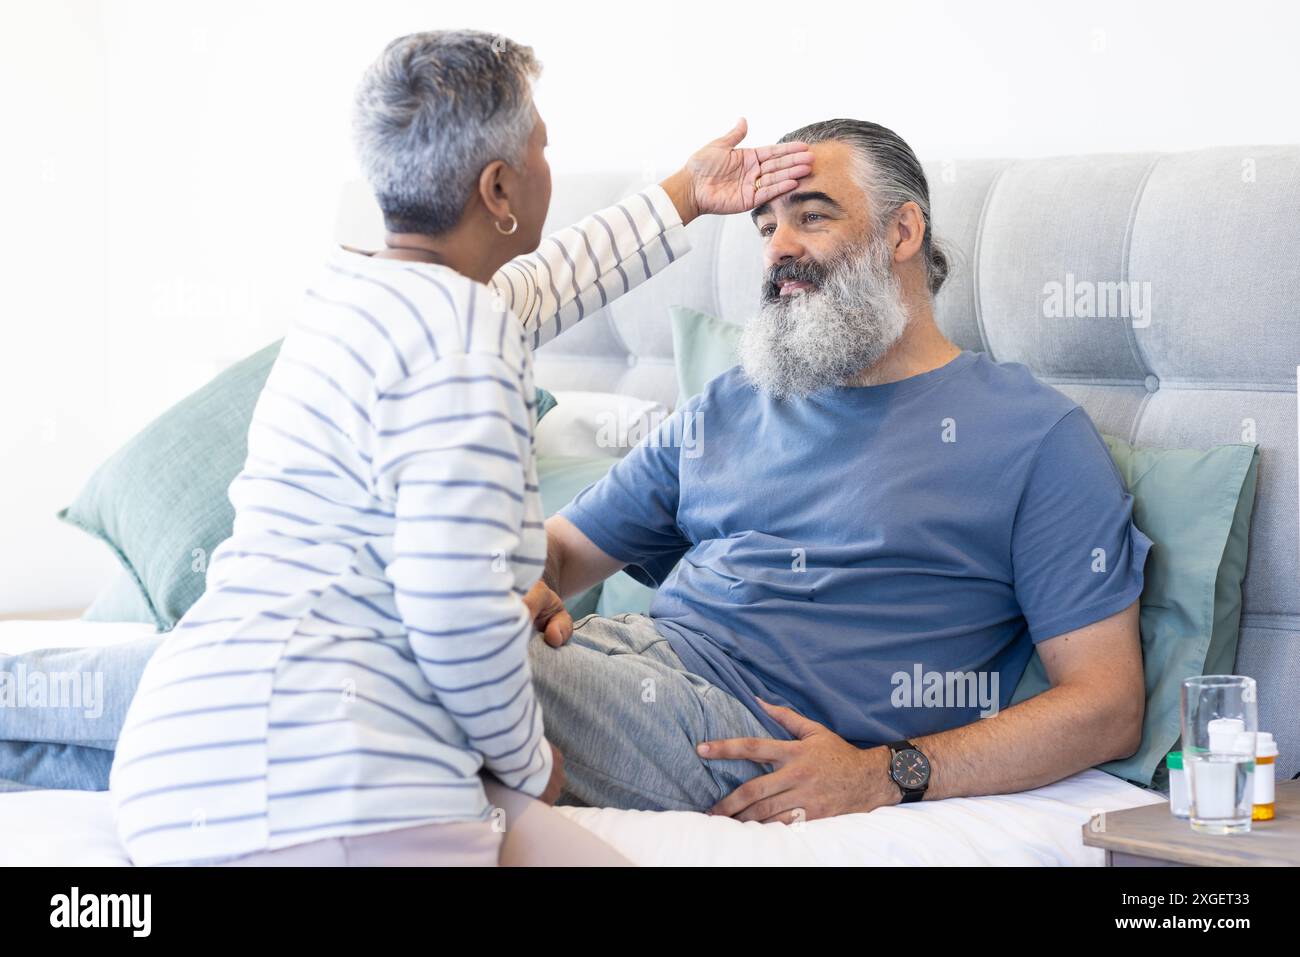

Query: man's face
[[740, 140, 910, 399], [751, 140, 873, 277]]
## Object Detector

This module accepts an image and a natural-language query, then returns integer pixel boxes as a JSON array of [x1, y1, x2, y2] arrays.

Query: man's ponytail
[[927, 237, 951, 295]]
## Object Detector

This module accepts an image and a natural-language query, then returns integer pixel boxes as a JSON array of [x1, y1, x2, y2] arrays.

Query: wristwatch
[[886, 740, 931, 803]]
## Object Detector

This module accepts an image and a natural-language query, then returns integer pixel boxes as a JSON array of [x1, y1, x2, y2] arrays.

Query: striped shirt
[[109, 186, 689, 866]]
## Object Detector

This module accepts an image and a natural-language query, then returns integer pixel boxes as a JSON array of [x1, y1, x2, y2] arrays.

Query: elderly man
[[528, 118, 1152, 823]]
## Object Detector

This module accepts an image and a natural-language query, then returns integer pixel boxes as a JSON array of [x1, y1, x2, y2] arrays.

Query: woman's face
[[512, 103, 552, 253]]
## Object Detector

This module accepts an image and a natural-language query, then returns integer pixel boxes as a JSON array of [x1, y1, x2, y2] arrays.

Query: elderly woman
[[107, 30, 811, 866]]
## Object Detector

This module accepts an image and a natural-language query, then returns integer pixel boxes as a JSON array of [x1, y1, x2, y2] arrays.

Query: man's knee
[[526, 631, 582, 710]]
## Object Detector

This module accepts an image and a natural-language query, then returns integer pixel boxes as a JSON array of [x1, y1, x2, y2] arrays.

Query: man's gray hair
[[353, 30, 541, 235], [779, 119, 950, 296]]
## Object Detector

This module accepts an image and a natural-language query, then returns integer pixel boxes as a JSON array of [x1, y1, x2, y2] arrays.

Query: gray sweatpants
[[527, 613, 775, 812]]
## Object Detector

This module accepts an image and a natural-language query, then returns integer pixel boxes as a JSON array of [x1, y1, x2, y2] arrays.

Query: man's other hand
[[699, 698, 899, 823]]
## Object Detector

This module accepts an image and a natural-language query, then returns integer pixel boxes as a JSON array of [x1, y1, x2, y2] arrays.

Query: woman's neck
[[371, 221, 505, 285]]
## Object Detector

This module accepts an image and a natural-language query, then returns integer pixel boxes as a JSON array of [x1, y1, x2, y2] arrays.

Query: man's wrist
[[659, 168, 699, 227], [865, 745, 903, 809]]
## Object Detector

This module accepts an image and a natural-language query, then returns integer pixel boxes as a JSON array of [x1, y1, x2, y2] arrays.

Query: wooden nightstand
[[1082, 779, 1300, 866]]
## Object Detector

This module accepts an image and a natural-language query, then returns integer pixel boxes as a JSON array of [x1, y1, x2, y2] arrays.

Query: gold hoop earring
[[495, 214, 518, 236]]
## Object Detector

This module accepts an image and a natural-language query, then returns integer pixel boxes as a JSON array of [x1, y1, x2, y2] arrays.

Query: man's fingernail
[[697, 743, 710, 755]]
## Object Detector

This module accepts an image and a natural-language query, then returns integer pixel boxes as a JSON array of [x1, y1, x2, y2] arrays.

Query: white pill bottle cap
[[1207, 718, 1247, 753]]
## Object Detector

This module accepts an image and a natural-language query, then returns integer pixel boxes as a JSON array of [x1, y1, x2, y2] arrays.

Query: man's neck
[[844, 300, 962, 388]]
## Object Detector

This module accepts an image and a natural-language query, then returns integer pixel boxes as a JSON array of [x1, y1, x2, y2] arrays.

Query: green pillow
[[535, 387, 558, 421], [669, 305, 742, 404], [63, 341, 282, 630], [81, 569, 159, 627], [1010, 437, 1260, 788], [67, 338, 560, 630]]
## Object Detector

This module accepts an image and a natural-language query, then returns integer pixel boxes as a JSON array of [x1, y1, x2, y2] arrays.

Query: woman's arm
[[491, 185, 688, 352], [492, 118, 812, 351]]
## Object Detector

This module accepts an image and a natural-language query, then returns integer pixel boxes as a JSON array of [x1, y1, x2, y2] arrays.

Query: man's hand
[[539, 740, 566, 806], [660, 118, 813, 225], [523, 580, 573, 648], [700, 698, 900, 823]]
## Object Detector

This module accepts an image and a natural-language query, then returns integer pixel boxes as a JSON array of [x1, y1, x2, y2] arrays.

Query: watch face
[[891, 748, 930, 789]]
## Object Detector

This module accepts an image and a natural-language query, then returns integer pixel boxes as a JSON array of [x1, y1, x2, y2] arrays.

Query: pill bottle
[[1253, 732, 1278, 821]]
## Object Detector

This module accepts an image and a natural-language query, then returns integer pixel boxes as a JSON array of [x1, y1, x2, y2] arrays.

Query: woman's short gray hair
[[353, 30, 541, 235]]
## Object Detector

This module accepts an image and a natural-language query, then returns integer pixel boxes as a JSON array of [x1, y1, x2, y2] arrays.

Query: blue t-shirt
[[560, 351, 1152, 748]]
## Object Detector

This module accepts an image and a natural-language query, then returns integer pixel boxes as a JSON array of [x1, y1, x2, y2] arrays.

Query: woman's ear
[[477, 160, 513, 223]]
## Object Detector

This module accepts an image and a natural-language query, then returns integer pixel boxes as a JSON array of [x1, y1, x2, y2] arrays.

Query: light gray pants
[[527, 613, 775, 812], [219, 780, 634, 867]]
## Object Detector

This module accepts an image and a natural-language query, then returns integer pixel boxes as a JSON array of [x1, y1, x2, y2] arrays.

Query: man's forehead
[[804, 138, 857, 169], [753, 139, 865, 217]]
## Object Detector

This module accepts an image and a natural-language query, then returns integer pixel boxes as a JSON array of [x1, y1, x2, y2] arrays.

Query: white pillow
[[535, 391, 671, 459]]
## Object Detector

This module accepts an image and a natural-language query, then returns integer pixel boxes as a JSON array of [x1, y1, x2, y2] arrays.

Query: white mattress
[[0, 619, 1164, 866]]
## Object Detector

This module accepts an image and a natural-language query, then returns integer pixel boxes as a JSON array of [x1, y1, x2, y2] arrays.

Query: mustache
[[762, 259, 832, 303]]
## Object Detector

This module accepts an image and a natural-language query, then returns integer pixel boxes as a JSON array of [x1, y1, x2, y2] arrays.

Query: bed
[[0, 619, 1162, 867]]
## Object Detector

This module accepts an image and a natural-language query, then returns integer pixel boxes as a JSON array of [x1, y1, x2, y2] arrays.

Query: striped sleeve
[[371, 351, 552, 797], [491, 184, 691, 351]]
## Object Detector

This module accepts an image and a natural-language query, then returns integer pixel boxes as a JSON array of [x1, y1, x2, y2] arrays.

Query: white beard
[[739, 237, 910, 400]]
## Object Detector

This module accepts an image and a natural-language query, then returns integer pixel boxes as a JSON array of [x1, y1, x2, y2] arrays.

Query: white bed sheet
[[0, 618, 160, 654], [0, 619, 1164, 866]]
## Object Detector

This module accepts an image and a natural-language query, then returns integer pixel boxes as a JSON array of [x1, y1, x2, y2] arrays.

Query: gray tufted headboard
[[534, 148, 1300, 780]]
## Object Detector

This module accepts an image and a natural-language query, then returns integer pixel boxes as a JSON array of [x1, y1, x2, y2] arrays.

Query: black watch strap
[[886, 739, 929, 803]]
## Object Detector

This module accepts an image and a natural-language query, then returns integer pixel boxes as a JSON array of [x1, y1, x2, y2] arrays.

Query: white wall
[[1, 0, 116, 614], [3, 0, 1298, 613]]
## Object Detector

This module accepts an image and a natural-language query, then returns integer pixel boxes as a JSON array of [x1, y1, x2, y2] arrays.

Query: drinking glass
[[1181, 675, 1257, 834]]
